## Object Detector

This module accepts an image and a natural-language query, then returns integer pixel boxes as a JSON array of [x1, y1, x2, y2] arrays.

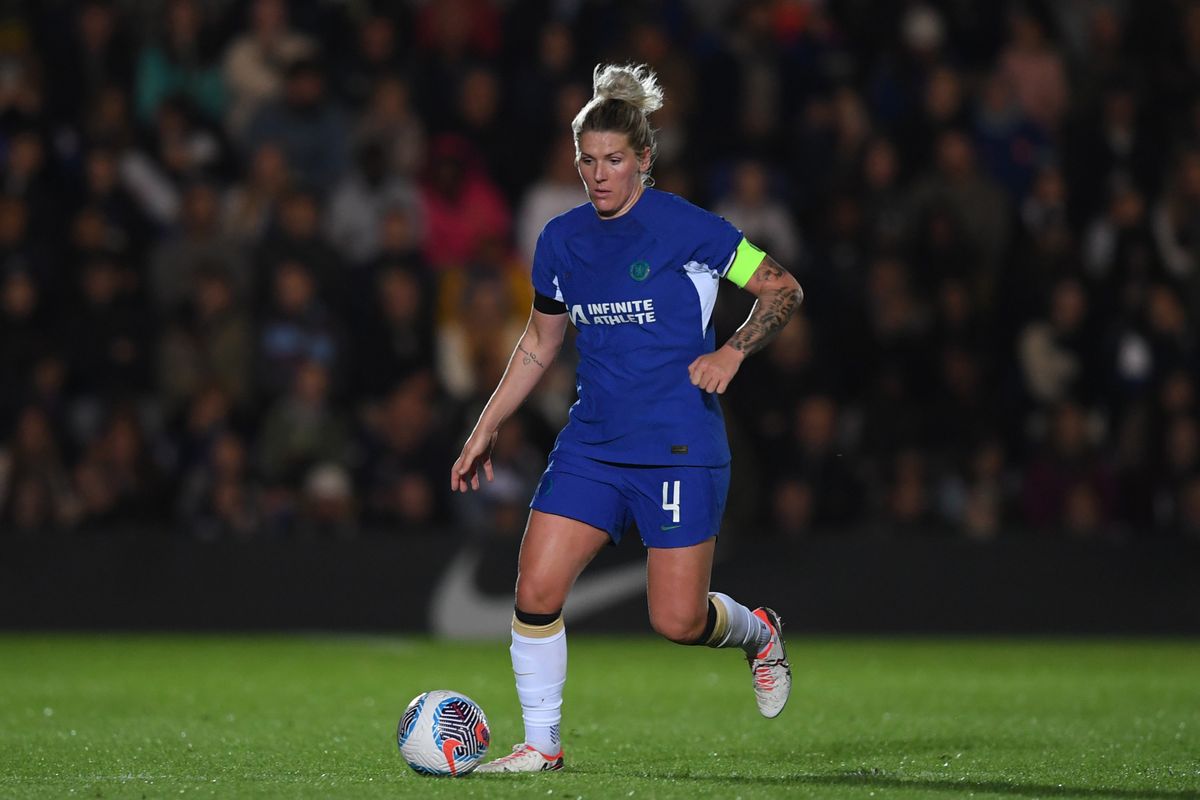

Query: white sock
[[510, 616, 566, 754], [707, 592, 771, 654]]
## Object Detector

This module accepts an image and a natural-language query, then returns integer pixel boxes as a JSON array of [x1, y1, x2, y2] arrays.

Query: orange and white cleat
[[474, 743, 564, 773], [747, 607, 791, 718]]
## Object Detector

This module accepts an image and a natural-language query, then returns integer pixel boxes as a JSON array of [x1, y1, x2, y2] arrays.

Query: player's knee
[[650, 608, 707, 644], [514, 572, 568, 615]]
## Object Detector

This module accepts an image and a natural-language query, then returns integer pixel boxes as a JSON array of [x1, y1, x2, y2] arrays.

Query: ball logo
[[629, 260, 650, 281], [433, 697, 489, 775]]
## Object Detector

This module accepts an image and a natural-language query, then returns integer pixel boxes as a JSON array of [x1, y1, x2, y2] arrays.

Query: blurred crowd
[[0, 0, 1198, 542]]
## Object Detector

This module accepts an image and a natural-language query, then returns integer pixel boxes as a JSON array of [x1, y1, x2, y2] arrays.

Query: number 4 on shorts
[[661, 480, 680, 523]]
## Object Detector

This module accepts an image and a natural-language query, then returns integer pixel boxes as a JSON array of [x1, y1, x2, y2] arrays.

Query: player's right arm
[[450, 307, 569, 492]]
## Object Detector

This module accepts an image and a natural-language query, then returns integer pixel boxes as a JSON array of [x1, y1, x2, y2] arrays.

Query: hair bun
[[592, 64, 664, 115]]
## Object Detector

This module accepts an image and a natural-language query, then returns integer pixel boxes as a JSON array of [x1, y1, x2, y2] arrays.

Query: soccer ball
[[397, 690, 490, 776]]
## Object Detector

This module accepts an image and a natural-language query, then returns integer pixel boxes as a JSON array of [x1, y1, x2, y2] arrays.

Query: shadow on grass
[[588, 769, 1198, 799]]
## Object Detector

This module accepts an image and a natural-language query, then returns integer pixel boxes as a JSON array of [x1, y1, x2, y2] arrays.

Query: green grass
[[0, 636, 1198, 799]]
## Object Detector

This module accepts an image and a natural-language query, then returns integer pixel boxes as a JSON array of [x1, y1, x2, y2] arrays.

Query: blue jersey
[[532, 188, 763, 467]]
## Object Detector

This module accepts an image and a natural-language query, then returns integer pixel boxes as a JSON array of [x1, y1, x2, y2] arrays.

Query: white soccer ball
[[397, 690, 491, 776]]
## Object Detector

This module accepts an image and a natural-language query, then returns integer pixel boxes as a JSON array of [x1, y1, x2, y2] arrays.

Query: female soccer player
[[450, 63, 803, 773]]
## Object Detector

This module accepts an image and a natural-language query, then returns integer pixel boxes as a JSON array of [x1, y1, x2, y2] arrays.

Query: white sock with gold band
[[509, 610, 566, 755], [706, 591, 771, 654]]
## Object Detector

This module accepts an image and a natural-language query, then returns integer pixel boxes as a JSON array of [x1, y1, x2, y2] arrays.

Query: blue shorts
[[529, 453, 731, 548]]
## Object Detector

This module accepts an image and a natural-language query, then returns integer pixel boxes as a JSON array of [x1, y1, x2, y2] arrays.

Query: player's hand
[[688, 345, 744, 394], [450, 428, 498, 492]]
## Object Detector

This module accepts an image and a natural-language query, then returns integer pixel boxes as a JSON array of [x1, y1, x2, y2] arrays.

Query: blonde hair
[[572, 64, 664, 183]]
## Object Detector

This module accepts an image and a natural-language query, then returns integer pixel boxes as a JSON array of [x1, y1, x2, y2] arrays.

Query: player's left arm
[[688, 255, 803, 394]]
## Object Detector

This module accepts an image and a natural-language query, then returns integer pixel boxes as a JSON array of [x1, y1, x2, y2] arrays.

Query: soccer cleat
[[474, 743, 564, 773], [748, 607, 791, 718]]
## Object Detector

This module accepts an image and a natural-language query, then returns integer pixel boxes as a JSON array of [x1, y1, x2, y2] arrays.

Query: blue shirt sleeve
[[688, 205, 744, 278], [531, 226, 564, 302]]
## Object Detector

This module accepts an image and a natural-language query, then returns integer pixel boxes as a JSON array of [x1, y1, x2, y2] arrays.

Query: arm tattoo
[[517, 344, 546, 369], [727, 281, 802, 357], [756, 262, 786, 282]]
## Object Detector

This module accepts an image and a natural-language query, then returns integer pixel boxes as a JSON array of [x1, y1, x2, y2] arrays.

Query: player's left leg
[[645, 540, 791, 718]]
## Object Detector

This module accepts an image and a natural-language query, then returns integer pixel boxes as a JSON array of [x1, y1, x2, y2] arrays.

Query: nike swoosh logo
[[429, 545, 647, 639], [660, 524, 681, 530]]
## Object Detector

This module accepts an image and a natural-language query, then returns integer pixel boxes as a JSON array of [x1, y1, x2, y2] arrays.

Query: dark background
[[0, 0, 1198, 632]]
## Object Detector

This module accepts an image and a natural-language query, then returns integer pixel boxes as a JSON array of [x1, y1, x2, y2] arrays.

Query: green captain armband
[[724, 238, 767, 288]]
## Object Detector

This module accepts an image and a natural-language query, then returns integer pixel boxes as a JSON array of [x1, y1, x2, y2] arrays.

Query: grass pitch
[[0, 636, 1197, 799]]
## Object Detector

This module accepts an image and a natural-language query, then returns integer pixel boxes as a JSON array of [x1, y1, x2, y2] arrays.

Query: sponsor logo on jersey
[[569, 298, 657, 325]]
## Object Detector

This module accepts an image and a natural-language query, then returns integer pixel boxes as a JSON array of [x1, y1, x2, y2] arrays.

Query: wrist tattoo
[[518, 344, 545, 369], [728, 287, 801, 356]]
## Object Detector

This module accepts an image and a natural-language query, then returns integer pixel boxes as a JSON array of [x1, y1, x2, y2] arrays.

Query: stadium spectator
[[297, 461, 357, 538], [254, 189, 345, 309], [168, 383, 236, 479], [514, 135, 587, 264], [0, 404, 78, 534], [325, 140, 420, 267], [121, 95, 233, 228], [1021, 400, 1117, 533], [242, 57, 350, 195], [257, 359, 350, 503], [1066, 80, 1162, 228], [156, 267, 252, 415], [81, 85, 137, 154], [64, 256, 151, 402], [78, 145, 152, 259], [882, 448, 939, 533], [895, 64, 970, 173], [135, 0, 225, 125], [148, 182, 250, 315], [348, 262, 435, 399], [907, 129, 1010, 279], [72, 406, 165, 529], [42, 0, 136, 130], [858, 136, 908, 249], [358, 371, 448, 529], [221, 0, 316, 138], [178, 429, 259, 540], [222, 142, 291, 243], [0, 269, 52, 423], [418, 134, 510, 271], [997, 7, 1070, 135], [3, 128, 57, 245], [451, 65, 525, 202], [1017, 276, 1098, 409], [938, 437, 1014, 540], [973, 70, 1052, 201], [355, 76, 426, 180], [714, 159, 803, 270], [507, 21, 580, 155], [409, 0, 502, 124], [774, 394, 862, 532], [256, 259, 340, 401], [436, 270, 524, 403], [336, 12, 409, 112], [1151, 147, 1200, 282]]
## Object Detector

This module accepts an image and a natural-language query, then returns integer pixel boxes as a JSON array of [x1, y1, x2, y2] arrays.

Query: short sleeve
[[685, 205, 750, 286], [531, 226, 564, 303]]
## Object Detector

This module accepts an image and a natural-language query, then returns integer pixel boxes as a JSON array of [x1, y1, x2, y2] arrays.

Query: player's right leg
[[638, 463, 791, 719], [645, 541, 792, 718], [475, 508, 610, 773]]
